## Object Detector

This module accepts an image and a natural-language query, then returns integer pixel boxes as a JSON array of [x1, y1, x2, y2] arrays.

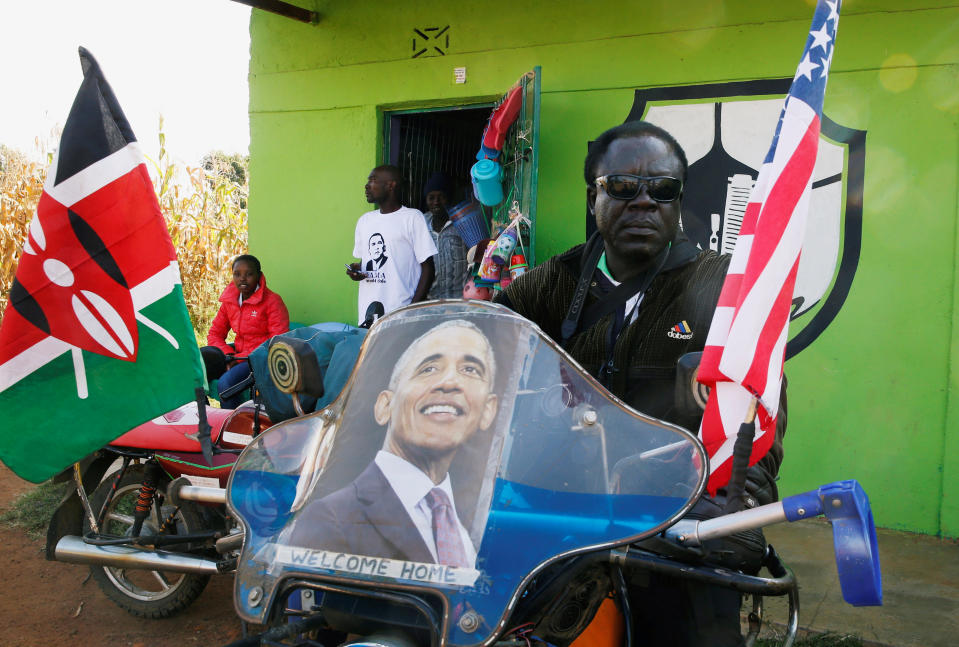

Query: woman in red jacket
[[202, 254, 290, 408]]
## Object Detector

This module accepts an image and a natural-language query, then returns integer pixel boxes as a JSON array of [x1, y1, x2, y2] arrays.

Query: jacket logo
[[667, 321, 694, 340]]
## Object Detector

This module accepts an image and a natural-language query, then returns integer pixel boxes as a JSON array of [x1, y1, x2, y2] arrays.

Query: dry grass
[[0, 127, 248, 340], [756, 632, 863, 646]]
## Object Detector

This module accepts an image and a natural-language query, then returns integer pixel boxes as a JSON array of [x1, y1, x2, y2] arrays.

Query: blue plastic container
[[471, 159, 504, 206], [449, 200, 490, 248]]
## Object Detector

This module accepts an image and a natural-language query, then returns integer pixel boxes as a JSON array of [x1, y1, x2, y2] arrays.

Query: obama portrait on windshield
[[289, 320, 499, 568]]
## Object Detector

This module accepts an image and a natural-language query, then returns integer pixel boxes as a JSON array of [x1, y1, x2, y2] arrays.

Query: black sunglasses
[[594, 174, 683, 203]]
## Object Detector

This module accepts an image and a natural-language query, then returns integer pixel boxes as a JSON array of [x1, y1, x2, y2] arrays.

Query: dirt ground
[[0, 464, 245, 647]]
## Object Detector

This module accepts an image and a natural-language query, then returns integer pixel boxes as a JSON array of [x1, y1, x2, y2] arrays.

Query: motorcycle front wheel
[[84, 464, 212, 618]]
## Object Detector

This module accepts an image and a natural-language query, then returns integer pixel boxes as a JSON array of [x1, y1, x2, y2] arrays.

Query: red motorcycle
[[45, 396, 273, 618]]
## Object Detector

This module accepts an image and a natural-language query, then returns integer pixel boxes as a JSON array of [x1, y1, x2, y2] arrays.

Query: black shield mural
[[588, 80, 864, 358]]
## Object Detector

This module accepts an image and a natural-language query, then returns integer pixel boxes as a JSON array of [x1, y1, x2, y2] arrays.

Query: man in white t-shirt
[[346, 165, 437, 324]]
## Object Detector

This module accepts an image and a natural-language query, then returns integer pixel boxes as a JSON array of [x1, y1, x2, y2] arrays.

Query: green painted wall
[[247, 1, 959, 537]]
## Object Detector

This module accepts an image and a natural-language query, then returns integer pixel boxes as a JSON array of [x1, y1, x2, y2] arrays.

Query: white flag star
[[809, 22, 832, 53], [820, 46, 834, 80], [794, 52, 819, 81], [825, 0, 840, 25]]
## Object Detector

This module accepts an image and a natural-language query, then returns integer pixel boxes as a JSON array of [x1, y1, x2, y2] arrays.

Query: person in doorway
[[346, 165, 437, 324], [422, 172, 469, 299], [204, 254, 290, 409], [494, 120, 786, 647], [289, 320, 499, 568]]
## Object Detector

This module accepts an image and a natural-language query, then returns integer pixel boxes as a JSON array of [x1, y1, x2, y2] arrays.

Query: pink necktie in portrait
[[425, 488, 469, 567]]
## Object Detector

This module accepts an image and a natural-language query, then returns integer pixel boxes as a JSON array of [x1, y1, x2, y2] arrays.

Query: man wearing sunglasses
[[495, 120, 785, 647]]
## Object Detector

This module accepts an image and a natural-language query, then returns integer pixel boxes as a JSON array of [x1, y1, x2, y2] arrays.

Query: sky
[[0, 0, 251, 167]]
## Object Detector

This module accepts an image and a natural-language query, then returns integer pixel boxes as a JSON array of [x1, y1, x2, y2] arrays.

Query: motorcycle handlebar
[[664, 501, 788, 547], [661, 480, 882, 607]]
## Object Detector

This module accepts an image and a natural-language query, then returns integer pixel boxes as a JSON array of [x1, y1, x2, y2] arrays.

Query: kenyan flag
[[0, 48, 205, 483]]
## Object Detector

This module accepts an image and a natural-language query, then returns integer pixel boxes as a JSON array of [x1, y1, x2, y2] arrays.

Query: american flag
[[697, 0, 841, 495]]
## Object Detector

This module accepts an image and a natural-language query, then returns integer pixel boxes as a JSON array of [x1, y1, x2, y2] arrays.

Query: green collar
[[597, 251, 615, 282]]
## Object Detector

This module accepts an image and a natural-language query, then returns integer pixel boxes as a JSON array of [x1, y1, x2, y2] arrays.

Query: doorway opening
[[385, 106, 492, 211]]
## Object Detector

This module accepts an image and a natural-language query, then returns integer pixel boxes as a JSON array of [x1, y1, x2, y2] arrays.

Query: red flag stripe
[[715, 271, 745, 308], [740, 258, 800, 403], [735, 122, 819, 303]]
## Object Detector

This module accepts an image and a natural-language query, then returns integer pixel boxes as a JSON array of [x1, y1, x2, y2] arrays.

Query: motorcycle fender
[[44, 452, 116, 561]]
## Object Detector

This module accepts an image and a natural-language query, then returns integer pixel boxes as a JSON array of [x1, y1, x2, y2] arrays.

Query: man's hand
[[346, 262, 367, 281]]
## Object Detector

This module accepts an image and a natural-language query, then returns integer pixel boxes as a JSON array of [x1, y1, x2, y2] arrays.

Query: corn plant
[[0, 145, 46, 317], [150, 121, 249, 339]]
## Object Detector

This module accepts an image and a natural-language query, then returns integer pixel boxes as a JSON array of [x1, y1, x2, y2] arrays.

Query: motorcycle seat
[[110, 403, 233, 452]]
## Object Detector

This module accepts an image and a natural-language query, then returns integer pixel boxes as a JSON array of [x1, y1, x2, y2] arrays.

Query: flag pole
[[721, 397, 758, 514]]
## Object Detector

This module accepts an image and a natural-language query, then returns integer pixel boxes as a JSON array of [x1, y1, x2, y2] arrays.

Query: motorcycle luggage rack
[[275, 579, 444, 647]]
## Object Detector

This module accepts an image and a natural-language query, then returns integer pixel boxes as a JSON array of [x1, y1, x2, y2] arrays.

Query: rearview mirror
[[267, 336, 324, 399]]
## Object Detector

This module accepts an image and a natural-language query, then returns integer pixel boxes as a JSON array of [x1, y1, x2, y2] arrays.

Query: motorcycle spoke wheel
[[102, 563, 183, 602], [85, 465, 212, 618], [150, 570, 174, 589]]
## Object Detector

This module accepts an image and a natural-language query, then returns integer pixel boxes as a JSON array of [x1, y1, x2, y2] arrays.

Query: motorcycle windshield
[[228, 301, 706, 645]]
